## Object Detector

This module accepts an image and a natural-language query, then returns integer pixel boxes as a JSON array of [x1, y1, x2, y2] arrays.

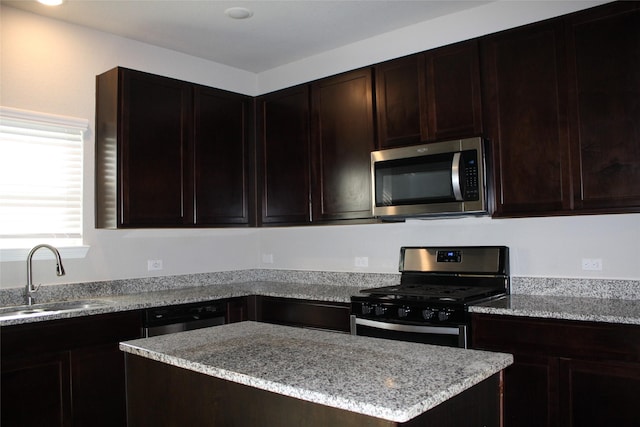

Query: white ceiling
[[2, 0, 495, 73]]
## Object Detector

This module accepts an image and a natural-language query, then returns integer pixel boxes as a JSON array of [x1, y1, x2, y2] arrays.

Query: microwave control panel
[[462, 150, 479, 201]]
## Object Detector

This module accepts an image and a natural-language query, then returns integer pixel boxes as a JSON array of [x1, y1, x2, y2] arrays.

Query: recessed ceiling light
[[224, 7, 253, 20], [38, 0, 64, 6]]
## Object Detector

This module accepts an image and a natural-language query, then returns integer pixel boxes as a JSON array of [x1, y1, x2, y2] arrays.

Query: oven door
[[350, 315, 468, 348]]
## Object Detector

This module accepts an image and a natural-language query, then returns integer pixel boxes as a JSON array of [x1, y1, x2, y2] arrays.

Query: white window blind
[[0, 106, 88, 249]]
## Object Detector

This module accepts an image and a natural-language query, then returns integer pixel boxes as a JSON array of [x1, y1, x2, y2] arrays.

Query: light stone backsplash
[[1, 269, 637, 307], [511, 277, 640, 300], [0, 269, 399, 307]]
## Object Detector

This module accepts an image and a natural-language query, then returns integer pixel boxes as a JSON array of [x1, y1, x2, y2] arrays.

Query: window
[[0, 106, 88, 251]]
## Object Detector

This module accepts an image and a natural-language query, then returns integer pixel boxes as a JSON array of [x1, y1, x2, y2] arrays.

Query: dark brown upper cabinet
[[482, 1, 640, 217], [311, 68, 376, 222], [256, 85, 312, 225], [375, 40, 482, 149], [566, 1, 640, 213], [481, 20, 571, 216], [193, 85, 253, 225], [95, 67, 253, 228], [257, 71, 376, 225]]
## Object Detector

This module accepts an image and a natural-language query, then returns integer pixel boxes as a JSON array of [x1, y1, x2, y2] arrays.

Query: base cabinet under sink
[[1, 311, 143, 427]]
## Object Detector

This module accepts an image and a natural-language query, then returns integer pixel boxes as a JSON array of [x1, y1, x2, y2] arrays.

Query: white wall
[[1, 2, 638, 290], [0, 6, 260, 289], [258, 0, 610, 93], [258, 215, 640, 280]]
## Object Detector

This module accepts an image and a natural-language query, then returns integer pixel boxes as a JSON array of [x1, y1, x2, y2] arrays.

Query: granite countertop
[[470, 294, 640, 325], [119, 321, 513, 423], [2, 273, 638, 327], [0, 281, 364, 326]]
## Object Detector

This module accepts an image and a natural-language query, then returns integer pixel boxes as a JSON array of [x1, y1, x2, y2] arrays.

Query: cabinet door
[[70, 344, 127, 427], [121, 69, 193, 226], [427, 40, 482, 141], [375, 41, 482, 150], [1, 352, 72, 427], [225, 297, 249, 323], [559, 358, 640, 427], [311, 69, 376, 221], [193, 86, 253, 225], [567, 2, 640, 212], [257, 85, 311, 224], [482, 21, 571, 216], [375, 54, 427, 148], [502, 355, 555, 427]]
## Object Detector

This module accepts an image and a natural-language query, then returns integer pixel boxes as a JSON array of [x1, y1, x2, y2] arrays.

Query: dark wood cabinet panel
[[311, 68, 376, 221], [257, 85, 311, 224], [567, 2, 640, 212], [375, 41, 482, 149], [70, 343, 128, 427], [472, 314, 640, 427], [482, 21, 571, 216], [193, 85, 253, 225], [1, 352, 71, 427], [427, 40, 483, 141], [502, 354, 555, 427], [1, 311, 143, 427], [254, 296, 351, 333], [375, 54, 426, 148], [483, 1, 640, 217], [96, 68, 193, 227], [225, 297, 249, 323], [559, 358, 640, 427], [122, 71, 192, 226], [96, 67, 253, 228]]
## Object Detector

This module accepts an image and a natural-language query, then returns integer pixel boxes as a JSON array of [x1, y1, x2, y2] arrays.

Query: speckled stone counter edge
[[1, 271, 638, 306]]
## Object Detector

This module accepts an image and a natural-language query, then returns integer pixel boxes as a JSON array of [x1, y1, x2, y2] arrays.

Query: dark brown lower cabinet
[[125, 353, 503, 427], [1, 352, 72, 427], [1, 311, 143, 427], [225, 296, 249, 323], [471, 314, 640, 427], [251, 295, 351, 332]]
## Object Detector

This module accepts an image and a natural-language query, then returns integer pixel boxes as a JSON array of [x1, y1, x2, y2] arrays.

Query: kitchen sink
[[0, 299, 113, 321]]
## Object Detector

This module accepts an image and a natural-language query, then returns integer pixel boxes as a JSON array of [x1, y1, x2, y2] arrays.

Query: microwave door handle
[[451, 152, 463, 201]]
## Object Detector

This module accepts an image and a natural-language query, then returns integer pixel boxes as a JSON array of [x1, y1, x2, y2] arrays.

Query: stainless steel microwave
[[371, 137, 488, 218]]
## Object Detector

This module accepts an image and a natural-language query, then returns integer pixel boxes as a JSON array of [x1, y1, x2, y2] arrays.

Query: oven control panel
[[352, 301, 466, 325]]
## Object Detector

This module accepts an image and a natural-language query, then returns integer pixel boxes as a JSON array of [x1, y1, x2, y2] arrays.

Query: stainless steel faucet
[[26, 244, 66, 305]]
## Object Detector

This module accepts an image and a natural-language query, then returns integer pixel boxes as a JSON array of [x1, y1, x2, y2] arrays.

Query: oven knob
[[422, 309, 436, 320], [398, 307, 411, 318], [374, 305, 387, 316], [361, 304, 372, 315], [438, 310, 451, 321]]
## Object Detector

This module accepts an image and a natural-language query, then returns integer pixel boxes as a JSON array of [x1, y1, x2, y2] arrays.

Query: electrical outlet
[[147, 259, 163, 271], [262, 253, 274, 264], [355, 256, 369, 268], [581, 258, 602, 271]]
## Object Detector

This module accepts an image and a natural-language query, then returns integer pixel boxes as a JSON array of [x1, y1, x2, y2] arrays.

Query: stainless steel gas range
[[350, 246, 509, 348]]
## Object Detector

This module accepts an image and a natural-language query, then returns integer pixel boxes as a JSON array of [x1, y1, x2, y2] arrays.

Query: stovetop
[[358, 283, 505, 304]]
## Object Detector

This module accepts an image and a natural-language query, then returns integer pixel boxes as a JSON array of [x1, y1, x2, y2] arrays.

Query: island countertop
[[120, 321, 513, 423]]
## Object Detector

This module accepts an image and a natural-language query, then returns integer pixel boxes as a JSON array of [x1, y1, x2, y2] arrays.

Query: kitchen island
[[120, 321, 513, 426]]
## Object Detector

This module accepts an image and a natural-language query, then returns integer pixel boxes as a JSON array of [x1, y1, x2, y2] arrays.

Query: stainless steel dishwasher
[[143, 300, 226, 337]]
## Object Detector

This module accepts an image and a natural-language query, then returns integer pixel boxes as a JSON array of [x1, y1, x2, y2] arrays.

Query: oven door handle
[[353, 316, 461, 336]]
